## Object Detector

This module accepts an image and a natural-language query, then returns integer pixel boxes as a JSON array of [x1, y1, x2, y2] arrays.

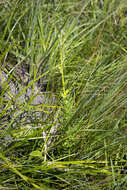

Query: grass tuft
[[0, 0, 127, 189]]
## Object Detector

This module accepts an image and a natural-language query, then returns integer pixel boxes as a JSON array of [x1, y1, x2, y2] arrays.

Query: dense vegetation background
[[0, 0, 127, 189]]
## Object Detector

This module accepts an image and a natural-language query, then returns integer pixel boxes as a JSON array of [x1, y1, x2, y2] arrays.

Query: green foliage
[[0, 0, 127, 189]]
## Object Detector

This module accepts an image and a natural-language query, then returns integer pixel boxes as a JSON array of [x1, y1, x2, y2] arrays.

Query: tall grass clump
[[0, 0, 127, 189]]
